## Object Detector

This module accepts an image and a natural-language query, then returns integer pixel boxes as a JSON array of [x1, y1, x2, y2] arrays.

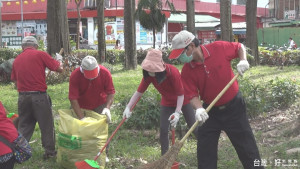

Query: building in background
[[1, 0, 268, 49], [257, 0, 300, 47]]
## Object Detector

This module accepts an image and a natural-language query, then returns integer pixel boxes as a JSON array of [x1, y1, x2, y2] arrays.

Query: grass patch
[[0, 64, 299, 169]]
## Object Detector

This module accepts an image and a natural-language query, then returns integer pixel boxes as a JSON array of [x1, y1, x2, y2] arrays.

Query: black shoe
[[43, 151, 57, 160]]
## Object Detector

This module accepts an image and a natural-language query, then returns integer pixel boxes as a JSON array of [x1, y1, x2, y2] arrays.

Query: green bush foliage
[[0, 48, 21, 62], [239, 76, 299, 118], [258, 48, 300, 66], [115, 88, 161, 130], [267, 77, 299, 109]]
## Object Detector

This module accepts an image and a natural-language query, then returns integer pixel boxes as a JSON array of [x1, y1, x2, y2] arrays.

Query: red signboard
[[198, 31, 216, 39]]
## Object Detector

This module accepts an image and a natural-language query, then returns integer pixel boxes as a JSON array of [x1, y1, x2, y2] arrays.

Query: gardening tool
[[170, 116, 180, 169], [75, 96, 141, 169], [46, 48, 64, 78], [138, 74, 239, 169], [7, 112, 19, 128]]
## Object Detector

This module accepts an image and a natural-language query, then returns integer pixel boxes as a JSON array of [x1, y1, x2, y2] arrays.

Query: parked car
[[70, 34, 94, 49]]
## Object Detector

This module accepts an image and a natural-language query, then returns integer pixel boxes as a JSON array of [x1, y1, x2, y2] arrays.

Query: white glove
[[195, 108, 209, 123], [101, 108, 111, 123], [237, 60, 249, 76], [122, 106, 132, 119], [168, 112, 181, 128], [80, 117, 86, 121], [55, 53, 63, 61]]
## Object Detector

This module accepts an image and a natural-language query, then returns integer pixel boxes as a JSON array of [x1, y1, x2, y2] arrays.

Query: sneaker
[[43, 151, 57, 160], [106, 156, 109, 163]]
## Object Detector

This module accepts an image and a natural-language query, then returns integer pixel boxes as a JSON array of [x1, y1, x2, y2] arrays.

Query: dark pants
[[0, 156, 15, 169], [18, 92, 56, 155], [94, 104, 109, 156], [160, 103, 198, 155], [198, 91, 264, 169]]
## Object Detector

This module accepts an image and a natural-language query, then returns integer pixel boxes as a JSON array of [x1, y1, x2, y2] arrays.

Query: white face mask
[[148, 72, 155, 77]]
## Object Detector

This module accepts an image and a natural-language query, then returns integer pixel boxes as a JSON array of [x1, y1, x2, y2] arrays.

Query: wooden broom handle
[[58, 48, 64, 55], [180, 74, 239, 143], [94, 96, 141, 161]]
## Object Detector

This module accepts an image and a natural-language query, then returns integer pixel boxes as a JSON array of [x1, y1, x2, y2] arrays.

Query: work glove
[[55, 53, 63, 62], [168, 112, 181, 128], [122, 106, 132, 120], [80, 117, 86, 121], [101, 108, 111, 123], [237, 60, 249, 76], [195, 108, 209, 123]]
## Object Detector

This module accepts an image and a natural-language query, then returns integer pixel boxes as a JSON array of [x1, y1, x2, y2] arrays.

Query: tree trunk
[[0, 6, 2, 48], [124, 0, 136, 69], [59, 0, 70, 54], [97, 0, 106, 63], [220, 0, 233, 42], [76, 2, 82, 50], [152, 29, 156, 48], [47, 0, 62, 55], [186, 0, 195, 34], [132, 0, 137, 66], [246, 0, 259, 65]]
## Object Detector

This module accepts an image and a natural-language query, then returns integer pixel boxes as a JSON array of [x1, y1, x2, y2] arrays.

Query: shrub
[[116, 88, 161, 130], [0, 48, 21, 61], [258, 47, 300, 66], [106, 49, 125, 65], [239, 77, 269, 118], [239, 76, 300, 118], [267, 77, 299, 109]]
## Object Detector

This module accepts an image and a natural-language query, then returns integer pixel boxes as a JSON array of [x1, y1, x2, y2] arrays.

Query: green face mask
[[178, 51, 193, 63]]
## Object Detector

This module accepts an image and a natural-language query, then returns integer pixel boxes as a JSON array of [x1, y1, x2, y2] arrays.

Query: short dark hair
[[185, 38, 200, 49], [143, 69, 166, 84], [192, 38, 200, 47]]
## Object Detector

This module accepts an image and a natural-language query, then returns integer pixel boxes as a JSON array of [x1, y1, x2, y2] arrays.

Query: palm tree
[[136, 0, 175, 48]]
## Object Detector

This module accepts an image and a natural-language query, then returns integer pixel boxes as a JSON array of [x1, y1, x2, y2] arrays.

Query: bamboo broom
[[138, 74, 239, 169]]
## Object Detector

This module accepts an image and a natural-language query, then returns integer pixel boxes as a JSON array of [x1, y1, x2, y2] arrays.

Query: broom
[[138, 74, 239, 169], [75, 96, 141, 169]]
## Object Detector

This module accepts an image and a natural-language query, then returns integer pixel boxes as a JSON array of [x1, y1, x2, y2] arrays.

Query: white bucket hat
[[169, 30, 195, 59], [141, 49, 165, 72]]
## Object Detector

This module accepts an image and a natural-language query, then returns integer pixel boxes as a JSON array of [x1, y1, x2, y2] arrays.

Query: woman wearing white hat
[[122, 49, 198, 155]]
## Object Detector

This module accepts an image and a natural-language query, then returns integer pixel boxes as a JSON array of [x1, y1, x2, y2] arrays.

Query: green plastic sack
[[57, 109, 108, 169]]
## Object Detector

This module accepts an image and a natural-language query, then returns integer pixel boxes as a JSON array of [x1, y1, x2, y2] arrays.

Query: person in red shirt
[[169, 30, 263, 169], [11, 36, 63, 160], [69, 55, 115, 162], [122, 49, 197, 155], [0, 101, 18, 169]]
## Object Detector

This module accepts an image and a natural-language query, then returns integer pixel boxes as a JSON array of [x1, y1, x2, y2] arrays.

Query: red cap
[[169, 48, 185, 59], [169, 30, 195, 59], [83, 68, 99, 79]]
